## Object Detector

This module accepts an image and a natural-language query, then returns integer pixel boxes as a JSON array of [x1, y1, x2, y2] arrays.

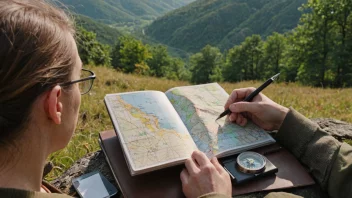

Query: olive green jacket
[[1, 108, 351, 198], [268, 108, 352, 198]]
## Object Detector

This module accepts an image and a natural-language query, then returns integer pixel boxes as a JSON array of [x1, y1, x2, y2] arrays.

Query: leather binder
[[99, 130, 315, 198]]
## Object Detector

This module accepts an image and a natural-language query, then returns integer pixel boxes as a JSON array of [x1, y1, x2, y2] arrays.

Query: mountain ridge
[[60, 0, 195, 25]]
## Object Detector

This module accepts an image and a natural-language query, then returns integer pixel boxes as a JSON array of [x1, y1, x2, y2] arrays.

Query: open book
[[104, 83, 275, 175]]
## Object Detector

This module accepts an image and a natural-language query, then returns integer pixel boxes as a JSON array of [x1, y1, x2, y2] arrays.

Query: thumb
[[229, 102, 259, 114]]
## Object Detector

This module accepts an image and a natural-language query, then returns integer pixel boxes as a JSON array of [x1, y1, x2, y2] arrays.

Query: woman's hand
[[225, 87, 289, 131], [180, 150, 232, 198]]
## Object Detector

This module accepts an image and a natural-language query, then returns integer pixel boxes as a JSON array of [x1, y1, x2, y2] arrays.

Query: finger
[[229, 113, 237, 122], [229, 102, 259, 114], [240, 117, 248, 126], [225, 88, 256, 109], [192, 150, 210, 167], [236, 114, 243, 125], [210, 157, 225, 174], [185, 157, 199, 175], [180, 168, 189, 185], [224, 89, 239, 109]]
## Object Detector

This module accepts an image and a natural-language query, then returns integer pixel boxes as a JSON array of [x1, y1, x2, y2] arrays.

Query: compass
[[236, 152, 266, 174]]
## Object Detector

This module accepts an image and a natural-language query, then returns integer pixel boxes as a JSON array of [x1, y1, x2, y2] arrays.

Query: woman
[[0, 0, 94, 197], [181, 88, 352, 198]]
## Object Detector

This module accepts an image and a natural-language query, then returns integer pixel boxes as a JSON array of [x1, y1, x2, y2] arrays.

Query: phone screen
[[72, 171, 118, 198]]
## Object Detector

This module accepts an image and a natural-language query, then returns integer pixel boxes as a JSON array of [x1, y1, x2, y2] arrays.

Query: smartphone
[[72, 171, 118, 198]]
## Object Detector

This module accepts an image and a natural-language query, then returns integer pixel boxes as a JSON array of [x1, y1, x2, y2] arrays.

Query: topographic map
[[166, 83, 275, 157], [105, 91, 197, 174]]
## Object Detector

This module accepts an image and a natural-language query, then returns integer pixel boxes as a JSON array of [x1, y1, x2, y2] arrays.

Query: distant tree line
[[77, 0, 352, 87]]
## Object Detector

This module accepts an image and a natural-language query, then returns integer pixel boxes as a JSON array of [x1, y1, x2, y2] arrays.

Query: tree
[[111, 36, 151, 74], [209, 64, 224, 82], [296, 0, 335, 86], [165, 58, 191, 81], [280, 31, 302, 82], [262, 33, 287, 79], [332, 0, 352, 86], [224, 35, 263, 81], [190, 45, 223, 84], [241, 35, 263, 80], [223, 45, 246, 82], [76, 26, 111, 66], [147, 45, 171, 77]]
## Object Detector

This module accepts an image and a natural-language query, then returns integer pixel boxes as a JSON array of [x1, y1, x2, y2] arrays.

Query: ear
[[45, 85, 63, 125]]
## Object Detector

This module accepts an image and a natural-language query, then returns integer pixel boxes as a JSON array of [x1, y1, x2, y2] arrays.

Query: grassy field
[[47, 66, 352, 180]]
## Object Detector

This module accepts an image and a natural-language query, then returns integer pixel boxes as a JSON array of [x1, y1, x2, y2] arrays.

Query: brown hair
[[0, 0, 76, 145]]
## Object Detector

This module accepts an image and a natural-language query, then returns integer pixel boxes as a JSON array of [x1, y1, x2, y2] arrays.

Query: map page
[[166, 83, 275, 158], [105, 91, 197, 175]]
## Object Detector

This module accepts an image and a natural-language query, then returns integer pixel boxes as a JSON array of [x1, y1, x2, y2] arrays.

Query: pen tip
[[272, 73, 280, 81]]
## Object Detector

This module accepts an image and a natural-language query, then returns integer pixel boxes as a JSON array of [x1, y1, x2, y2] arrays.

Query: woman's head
[[0, 0, 82, 151]]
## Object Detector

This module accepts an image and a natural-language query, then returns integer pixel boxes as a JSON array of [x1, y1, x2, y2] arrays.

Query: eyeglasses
[[60, 69, 96, 95]]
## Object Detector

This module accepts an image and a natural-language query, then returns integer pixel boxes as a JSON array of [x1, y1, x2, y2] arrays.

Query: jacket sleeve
[[275, 108, 352, 198]]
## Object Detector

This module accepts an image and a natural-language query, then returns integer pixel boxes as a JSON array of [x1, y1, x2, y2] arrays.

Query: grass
[[46, 66, 352, 180], [345, 139, 352, 145]]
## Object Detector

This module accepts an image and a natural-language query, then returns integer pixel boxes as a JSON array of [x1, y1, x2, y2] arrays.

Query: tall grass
[[47, 66, 352, 180]]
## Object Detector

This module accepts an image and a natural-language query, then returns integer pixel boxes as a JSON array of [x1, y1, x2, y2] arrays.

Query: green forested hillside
[[146, 0, 306, 52], [73, 15, 192, 59], [75, 15, 122, 45], [60, 0, 194, 25]]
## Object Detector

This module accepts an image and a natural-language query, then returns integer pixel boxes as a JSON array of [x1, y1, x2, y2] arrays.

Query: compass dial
[[236, 152, 266, 174]]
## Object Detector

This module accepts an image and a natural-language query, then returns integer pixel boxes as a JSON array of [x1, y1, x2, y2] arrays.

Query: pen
[[216, 73, 280, 121]]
